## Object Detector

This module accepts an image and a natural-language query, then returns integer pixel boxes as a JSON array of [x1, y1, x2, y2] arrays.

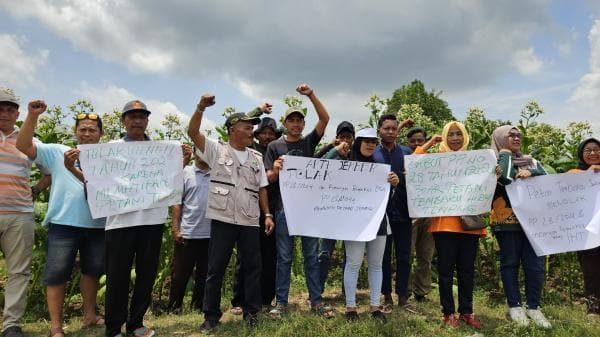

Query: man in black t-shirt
[[264, 83, 332, 318]]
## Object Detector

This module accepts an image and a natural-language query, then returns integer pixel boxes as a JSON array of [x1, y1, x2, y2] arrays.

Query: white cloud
[[1, 1, 173, 74], [511, 48, 543, 75], [233, 78, 269, 102], [0, 34, 48, 88], [76, 83, 217, 138], [568, 19, 600, 131], [1, 0, 549, 96]]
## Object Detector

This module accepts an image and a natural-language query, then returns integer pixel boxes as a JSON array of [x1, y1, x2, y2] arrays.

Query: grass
[[14, 288, 600, 337]]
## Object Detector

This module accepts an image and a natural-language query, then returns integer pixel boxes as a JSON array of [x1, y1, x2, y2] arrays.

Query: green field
[[11, 288, 600, 337]]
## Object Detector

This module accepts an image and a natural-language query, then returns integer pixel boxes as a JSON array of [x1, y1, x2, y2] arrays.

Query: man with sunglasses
[[16, 106, 106, 337]]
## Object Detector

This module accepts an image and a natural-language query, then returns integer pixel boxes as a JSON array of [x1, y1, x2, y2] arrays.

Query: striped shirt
[[0, 127, 34, 213]]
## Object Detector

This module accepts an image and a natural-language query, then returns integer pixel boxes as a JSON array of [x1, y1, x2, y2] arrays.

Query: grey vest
[[206, 144, 263, 226]]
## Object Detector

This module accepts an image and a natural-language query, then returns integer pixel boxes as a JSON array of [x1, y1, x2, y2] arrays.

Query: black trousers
[[105, 225, 163, 337], [231, 215, 276, 307], [433, 232, 479, 315], [168, 238, 210, 311], [382, 219, 412, 298], [203, 220, 261, 322], [578, 246, 600, 314]]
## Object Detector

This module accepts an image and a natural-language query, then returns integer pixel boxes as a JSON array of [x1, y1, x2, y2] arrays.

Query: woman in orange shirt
[[415, 121, 486, 329], [569, 137, 600, 318]]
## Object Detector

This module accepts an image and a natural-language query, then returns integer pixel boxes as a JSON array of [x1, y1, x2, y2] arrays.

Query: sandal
[[229, 306, 243, 315], [380, 304, 393, 314], [82, 315, 105, 328], [48, 327, 65, 337], [312, 303, 335, 319], [268, 303, 287, 319]]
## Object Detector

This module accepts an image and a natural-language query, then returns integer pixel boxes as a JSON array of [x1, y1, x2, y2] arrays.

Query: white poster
[[280, 156, 390, 241], [405, 149, 497, 217], [506, 171, 600, 256], [78, 141, 183, 218]]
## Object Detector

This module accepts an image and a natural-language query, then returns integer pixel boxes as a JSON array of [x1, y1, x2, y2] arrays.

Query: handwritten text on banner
[[405, 149, 497, 217], [280, 156, 390, 241], [506, 171, 600, 256], [78, 141, 183, 218]]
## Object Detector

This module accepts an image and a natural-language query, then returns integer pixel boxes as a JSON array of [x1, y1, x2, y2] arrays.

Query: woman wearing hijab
[[329, 128, 399, 321], [415, 121, 485, 329], [568, 137, 600, 318], [490, 125, 551, 328]]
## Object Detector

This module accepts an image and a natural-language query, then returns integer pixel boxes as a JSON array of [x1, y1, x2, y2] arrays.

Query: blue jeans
[[495, 231, 545, 309], [275, 209, 321, 306], [43, 223, 105, 285], [344, 236, 386, 307], [382, 219, 412, 298]]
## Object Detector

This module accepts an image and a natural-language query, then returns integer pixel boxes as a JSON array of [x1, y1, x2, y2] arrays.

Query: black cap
[[336, 121, 355, 136], [225, 112, 261, 128], [122, 100, 151, 116], [254, 117, 282, 138]]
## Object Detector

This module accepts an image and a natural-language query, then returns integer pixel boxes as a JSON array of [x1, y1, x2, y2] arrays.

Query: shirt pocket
[[208, 186, 230, 211], [241, 189, 260, 220]]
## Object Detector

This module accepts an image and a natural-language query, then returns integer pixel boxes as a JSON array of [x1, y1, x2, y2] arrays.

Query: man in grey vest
[[188, 95, 274, 333]]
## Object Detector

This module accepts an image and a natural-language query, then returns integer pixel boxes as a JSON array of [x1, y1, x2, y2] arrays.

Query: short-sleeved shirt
[[0, 128, 34, 213], [195, 138, 268, 188], [105, 137, 169, 230], [35, 143, 105, 228], [179, 165, 211, 239], [264, 129, 323, 210]]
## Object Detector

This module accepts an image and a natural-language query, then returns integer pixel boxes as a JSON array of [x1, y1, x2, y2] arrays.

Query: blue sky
[[1, 0, 599, 138]]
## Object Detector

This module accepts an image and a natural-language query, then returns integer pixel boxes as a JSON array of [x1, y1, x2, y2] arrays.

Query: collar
[[0, 126, 19, 139], [379, 143, 397, 153], [123, 134, 151, 142]]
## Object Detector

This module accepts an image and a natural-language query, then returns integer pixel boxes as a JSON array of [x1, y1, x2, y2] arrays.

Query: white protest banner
[[78, 141, 183, 218], [280, 156, 390, 241], [506, 171, 600, 256], [404, 149, 497, 217], [585, 192, 600, 234]]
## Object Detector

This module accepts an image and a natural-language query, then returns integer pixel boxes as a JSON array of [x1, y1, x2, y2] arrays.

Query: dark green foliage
[[386, 80, 454, 124]]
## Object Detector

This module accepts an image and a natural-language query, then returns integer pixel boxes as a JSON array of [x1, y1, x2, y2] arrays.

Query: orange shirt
[[413, 146, 487, 237]]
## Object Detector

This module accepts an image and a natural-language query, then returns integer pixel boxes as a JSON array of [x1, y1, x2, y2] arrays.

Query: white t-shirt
[[196, 138, 268, 188]]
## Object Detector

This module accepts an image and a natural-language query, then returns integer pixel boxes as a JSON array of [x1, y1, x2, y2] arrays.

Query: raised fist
[[259, 101, 273, 114], [28, 100, 47, 116], [296, 83, 313, 96], [431, 135, 443, 144], [197, 95, 216, 110], [400, 118, 414, 129], [334, 141, 350, 157]]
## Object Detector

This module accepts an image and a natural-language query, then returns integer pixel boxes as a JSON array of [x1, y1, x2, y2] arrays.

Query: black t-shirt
[[264, 129, 323, 210]]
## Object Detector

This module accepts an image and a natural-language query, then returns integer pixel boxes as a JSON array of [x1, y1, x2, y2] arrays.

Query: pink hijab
[[491, 125, 536, 169]]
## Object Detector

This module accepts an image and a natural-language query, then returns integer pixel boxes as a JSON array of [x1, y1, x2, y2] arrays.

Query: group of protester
[[0, 84, 598, 337]]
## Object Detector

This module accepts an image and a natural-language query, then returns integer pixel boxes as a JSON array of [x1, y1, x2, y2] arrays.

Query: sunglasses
[[75, 113, 99, 120]]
